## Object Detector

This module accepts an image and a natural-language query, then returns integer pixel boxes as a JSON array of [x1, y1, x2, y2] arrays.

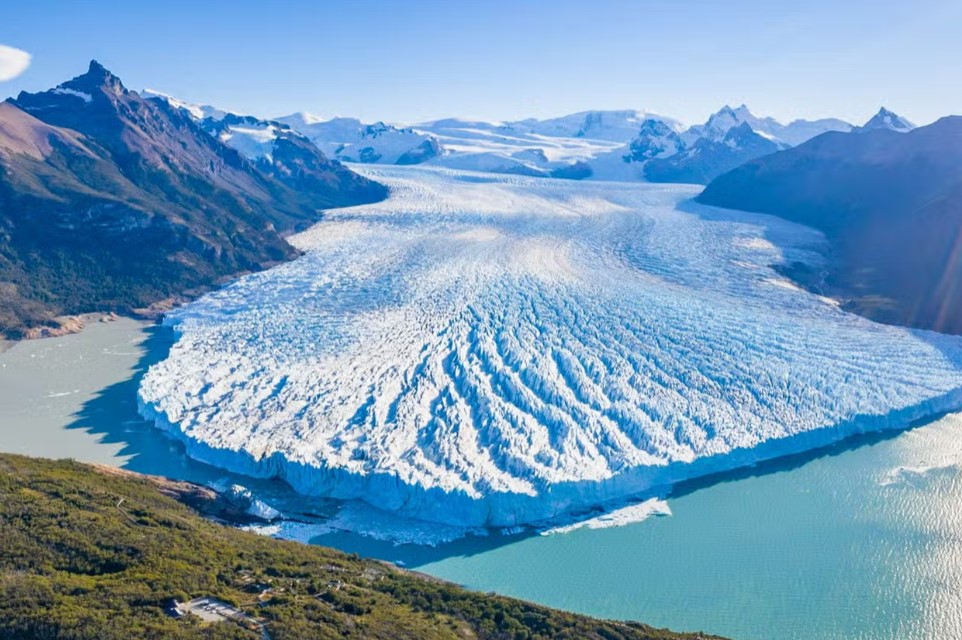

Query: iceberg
[[138, 166, 962, 527], [540, 498, 672, 536]]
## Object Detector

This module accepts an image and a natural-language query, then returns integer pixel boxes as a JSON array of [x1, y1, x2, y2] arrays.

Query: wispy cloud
[[0, 45, 31, 82]]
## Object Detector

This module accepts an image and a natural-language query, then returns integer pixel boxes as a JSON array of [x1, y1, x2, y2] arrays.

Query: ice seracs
[[139, 165, 962, 528]]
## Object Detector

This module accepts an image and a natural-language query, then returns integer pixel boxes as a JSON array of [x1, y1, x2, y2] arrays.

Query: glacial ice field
[[139, 166, 962, 527]]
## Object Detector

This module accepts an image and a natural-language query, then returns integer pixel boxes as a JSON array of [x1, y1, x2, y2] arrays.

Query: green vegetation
[[0, 454, 723, 640]]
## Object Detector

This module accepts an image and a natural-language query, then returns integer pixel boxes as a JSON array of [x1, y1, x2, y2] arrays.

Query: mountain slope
[[186, 111, 385, 206], [698, 116, 962, 333], [0, 453, 723, 640], [0, 61, 385, 337]]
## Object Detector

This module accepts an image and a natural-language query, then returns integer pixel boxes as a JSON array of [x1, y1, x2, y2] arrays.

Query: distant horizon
[[3, 0, 961, 127]]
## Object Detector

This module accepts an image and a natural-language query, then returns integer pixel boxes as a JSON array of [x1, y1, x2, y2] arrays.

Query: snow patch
[[143, 89, 227, 121], [52, 87, 92, 103]]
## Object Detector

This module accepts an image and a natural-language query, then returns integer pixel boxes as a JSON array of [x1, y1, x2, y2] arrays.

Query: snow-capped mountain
[[684, 104, 852, 146], [146, 92, 293, 160], [415, 110, 681, 178], [601, 104, 854, 184], [144, 92, 860, 185], [202, 114, 293, 160], [860, 107, 915, 132], [624, 118, 687, 162], [142, 89, 228, 122], [277, 113, 441, 165], [683, 104, 767, 142], [645, 122, 783, 184], [144, 93, 385, 211], [504, 109, 681, 142], [678, 104, 844, 145], [418, 110, 681, 145], [772, 117, 854, 146]]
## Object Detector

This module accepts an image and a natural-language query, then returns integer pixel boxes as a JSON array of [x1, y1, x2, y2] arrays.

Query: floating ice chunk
[[242, 501, 481, 547], [541, 498, 672, 535], [241, 521, 329, 544], [879, 464, 959, 488]]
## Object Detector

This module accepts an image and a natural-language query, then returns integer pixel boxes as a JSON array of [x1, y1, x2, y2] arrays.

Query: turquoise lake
[[2, 319, 960, 640]]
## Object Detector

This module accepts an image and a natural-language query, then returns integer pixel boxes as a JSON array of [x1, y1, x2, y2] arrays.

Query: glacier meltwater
[[138, 166, 962, 527]]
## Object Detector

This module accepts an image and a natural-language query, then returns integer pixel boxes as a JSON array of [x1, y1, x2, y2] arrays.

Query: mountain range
[[594, 104, 863, 183], [271, 104, 908, 184], [699, 114, 961, 333], [0, 61, 385, 337], [144, 86, 918, 188]]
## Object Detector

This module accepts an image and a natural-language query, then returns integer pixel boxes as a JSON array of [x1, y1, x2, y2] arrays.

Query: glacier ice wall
[[138, 166, 962, 526]]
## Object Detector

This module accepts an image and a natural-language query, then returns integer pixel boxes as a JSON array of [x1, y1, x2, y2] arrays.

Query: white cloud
[[0, 45, 31, 82]]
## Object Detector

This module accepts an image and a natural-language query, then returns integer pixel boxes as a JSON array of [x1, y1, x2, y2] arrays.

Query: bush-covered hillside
[[0, 454, 723, 640]]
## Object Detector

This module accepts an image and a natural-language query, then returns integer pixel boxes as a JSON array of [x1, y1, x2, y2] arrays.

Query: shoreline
[[6, 292, 193, 345], [17, 311, 125, 341]]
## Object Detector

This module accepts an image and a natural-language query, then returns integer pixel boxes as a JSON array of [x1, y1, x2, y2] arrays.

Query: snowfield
[[139, 166, 962, 527]]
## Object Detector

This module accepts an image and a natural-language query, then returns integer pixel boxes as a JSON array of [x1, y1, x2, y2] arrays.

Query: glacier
[[138, 165, 962, 527]]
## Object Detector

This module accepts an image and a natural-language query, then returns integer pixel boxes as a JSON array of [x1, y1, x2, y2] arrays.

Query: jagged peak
[[725, 121, 756, 136], [710, 104, 755, 121], [59, 59, 126, 95], [87, 59, 109, 75], [862, 106, 915, 132]]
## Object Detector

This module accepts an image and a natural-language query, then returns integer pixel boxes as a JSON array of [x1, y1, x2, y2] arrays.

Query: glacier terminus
[[138, 166, 962, 528]]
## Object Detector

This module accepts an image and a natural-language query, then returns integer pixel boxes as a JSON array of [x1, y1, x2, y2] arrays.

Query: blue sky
[[1, 0, 959, 126]]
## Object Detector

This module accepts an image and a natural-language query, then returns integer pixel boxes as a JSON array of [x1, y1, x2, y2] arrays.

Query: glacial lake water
[[2, 319, 962, 640]]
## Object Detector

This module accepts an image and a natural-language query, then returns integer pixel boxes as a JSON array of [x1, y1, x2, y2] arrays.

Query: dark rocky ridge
[[0, 61, 386, 337]]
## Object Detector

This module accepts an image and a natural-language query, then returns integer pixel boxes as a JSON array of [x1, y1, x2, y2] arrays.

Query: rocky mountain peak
[[66, 60, 126, 96]]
